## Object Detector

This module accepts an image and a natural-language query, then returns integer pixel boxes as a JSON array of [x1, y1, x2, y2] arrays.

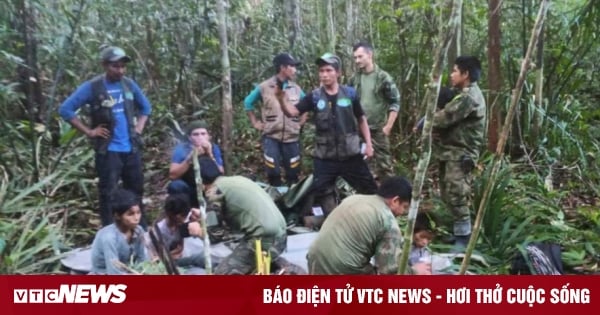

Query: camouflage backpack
[[510, 242, 563, 275]]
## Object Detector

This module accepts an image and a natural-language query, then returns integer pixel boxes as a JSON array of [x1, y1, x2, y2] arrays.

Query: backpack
[[510, 242, 563, 275]]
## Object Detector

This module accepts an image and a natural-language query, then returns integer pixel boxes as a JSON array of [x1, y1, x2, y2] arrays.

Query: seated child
[[155, 193, 207, 268], [408, 212, 435, 267], [90, 188, 148, 274]]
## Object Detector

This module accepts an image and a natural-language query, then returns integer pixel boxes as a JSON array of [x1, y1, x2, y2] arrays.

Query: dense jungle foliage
[[0, 0, 598, 274]]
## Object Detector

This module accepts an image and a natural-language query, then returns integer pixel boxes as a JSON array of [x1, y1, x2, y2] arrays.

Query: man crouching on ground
[[198, 156, 288, 274], [307, 176, 431, 275]]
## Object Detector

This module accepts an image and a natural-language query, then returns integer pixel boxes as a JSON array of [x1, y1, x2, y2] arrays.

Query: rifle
[[192, 149, 212, 274]]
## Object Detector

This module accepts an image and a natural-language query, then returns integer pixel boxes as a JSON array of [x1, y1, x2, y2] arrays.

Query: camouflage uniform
[[214, 234, 287, 275], [432, 82, 486, 236], [349, 65, 401, 180], [306, 194, 403, 274], [205, 176, 288, 274]]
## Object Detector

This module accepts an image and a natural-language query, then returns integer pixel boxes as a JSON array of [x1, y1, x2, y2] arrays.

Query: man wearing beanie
[[168, 120, 224, 207]]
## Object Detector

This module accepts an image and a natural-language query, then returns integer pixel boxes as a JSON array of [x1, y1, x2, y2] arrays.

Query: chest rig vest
[[313, 86, 361, 160], [89, 75, 139, 154]]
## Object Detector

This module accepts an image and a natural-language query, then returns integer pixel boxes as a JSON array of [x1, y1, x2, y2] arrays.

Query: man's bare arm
[[246, 111, 264, 130], [382, 111, 398, 136], [135, 115, 148, 134]]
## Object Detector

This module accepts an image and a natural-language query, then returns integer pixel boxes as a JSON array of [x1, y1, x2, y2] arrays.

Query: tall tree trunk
[[216, 0, 233, 175], [326, 0, 335, 53], [15, 0, 43, 181], [285, 0, 301, 50], [511, 0, 531, 158], [45, 0, 86, 127], [16, 0, 43, 122], [459, 0, 550, 275], [487, 0, 502, 151], [398, 0, 463, 274], [344, 0, 355, 79], [447, 0, 462, 74], [354, 0, 362, 43], [531, 21, 545, 145]]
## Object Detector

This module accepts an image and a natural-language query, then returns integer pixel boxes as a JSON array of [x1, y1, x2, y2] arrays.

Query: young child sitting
[[154, 193, 207, 268], [90, 188, 148, 274], [408, 212, 435, 268]]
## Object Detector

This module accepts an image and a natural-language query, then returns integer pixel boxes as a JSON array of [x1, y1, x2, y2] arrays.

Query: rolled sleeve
[[386, 82, 401, 112]]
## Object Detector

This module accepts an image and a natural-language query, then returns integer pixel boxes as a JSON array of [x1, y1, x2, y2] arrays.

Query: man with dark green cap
[[168, 120, 224, 207], [279, 53, 378, 216]]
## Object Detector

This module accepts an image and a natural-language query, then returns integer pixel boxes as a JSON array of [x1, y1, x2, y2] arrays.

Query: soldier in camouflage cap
[[349, 41, 401, 181], [306, 176, 431, 275], [430, 56, 486, 250]]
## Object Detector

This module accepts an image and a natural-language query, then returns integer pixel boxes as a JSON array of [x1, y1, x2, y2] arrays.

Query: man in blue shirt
[[59, 46, 152, 228], [244, 53, 307, 187], [168, 120, 224, 207]]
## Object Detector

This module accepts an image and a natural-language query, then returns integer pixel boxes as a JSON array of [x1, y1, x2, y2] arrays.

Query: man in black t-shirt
[[279, 53, 378, 219]]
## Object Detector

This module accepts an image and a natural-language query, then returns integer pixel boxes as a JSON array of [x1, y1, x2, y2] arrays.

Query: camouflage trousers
[[213, 233, 287, 275], [439, 160, 473, 236], [368, 129, 394, 181]]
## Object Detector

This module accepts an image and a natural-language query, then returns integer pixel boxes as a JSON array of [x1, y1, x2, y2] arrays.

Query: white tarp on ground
[[61, 232, 320, 275], [61, 231, 474, 275]]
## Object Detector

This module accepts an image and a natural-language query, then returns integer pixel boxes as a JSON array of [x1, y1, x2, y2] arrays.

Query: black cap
[[100, 46, 132, 63], [316, 53, 341, 70], [273, 53, 301, 68]]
